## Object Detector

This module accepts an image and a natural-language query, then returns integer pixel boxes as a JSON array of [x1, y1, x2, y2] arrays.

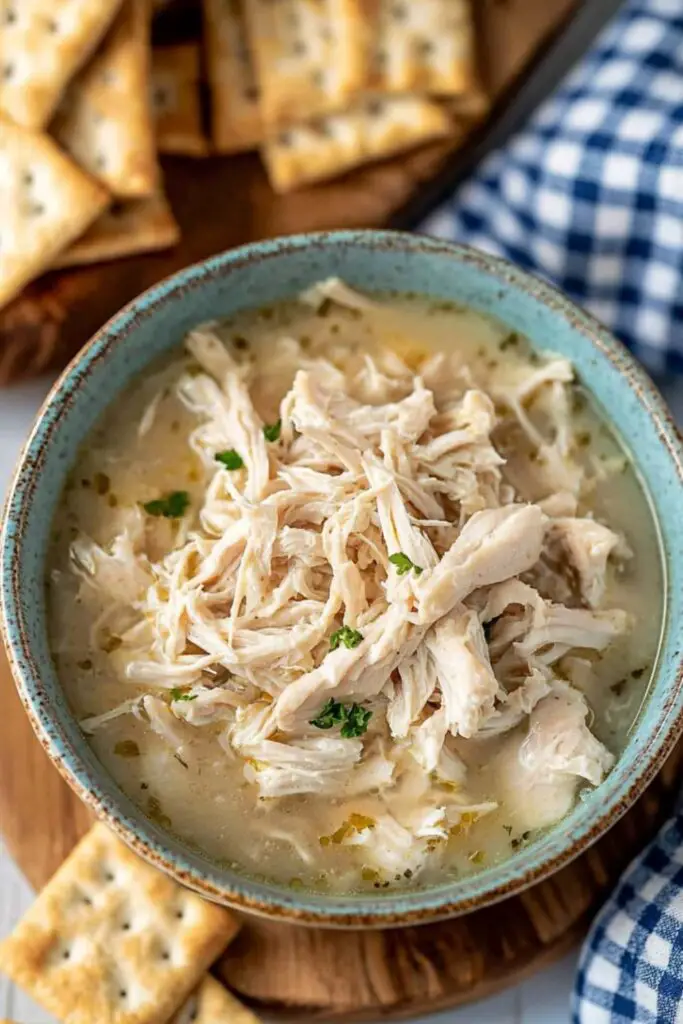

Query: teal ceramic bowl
[[2, 231, 683, 928]]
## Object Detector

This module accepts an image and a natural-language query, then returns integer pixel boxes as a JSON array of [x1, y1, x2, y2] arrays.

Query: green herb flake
[[330, 625, 364, 650], [169, 687, 197, 703], [94, 472, 111, 495], [215, 449, 244, 470], [114, 740, 140, 758], [340, 704, 372, 739], [309, 698, 373, 738], [263, 420, 282, 443], [142, 490, 190, 519], [309, 698, 347, 730], [388, 552, 423, 576], [147, 795, 172, 830], [499, 332, 520, 352], [510, 830, 532, 851]]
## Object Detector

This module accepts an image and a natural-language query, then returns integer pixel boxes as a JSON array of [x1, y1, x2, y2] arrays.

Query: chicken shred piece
[[426, 608, 502, 738]]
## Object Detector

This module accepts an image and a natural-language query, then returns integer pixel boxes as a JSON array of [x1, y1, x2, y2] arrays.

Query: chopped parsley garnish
[[310, 698, 372, 738], [341, 704, 373, 739], [142, 491, 190, 518], [389, 552, 423, 576], [330, 625, 364, 650], [309, 698, 347, 730], [263, 419, 282, 442], [169, 688, 197, 703], [215, 449, 244, 470]]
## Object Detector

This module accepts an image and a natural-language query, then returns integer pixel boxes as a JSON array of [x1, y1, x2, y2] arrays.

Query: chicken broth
[[47, 280, 663, 893]]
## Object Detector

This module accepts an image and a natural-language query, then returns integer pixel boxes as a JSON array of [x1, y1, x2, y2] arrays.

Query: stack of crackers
[[202, 0, 486, 191], [0, 823, 260, 1024], [0, 0, 484, 318], [0, 0, 180, 316]]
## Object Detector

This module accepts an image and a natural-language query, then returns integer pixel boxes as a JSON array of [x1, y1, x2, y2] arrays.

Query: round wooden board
[[2, 645, 681, 1019]]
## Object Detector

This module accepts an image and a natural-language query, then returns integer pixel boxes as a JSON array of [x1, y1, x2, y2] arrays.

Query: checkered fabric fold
[[573, 808, 683, 1023], [421, 0, 683, 374]]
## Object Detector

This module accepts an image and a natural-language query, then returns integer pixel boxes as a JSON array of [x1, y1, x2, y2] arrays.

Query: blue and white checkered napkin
[[421, 0, 683, 375], [420, 0, 683, 1018], [573, 806, 683, 1023]]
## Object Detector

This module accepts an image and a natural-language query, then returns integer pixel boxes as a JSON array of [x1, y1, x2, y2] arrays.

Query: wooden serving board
[[0, 0, 583, 385], [2, 640, 683, 1020]]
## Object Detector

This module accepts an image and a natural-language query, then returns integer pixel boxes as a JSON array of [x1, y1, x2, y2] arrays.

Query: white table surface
[[2, 372, 682, 1024]]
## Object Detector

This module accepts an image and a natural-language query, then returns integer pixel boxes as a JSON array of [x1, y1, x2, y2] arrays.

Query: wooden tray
[[0, 0, 590, 385], [2, 639, 682, 1020]]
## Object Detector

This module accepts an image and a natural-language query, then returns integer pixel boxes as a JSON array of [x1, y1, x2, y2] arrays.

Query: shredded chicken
[[67, 279, 637, 882], [493, 683, 615, 831]]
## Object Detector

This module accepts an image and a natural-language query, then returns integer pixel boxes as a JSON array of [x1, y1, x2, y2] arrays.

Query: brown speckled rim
[[2, 230, 683, 928]]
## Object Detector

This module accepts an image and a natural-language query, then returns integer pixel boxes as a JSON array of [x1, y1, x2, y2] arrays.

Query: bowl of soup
[[3, 231, 683, 927]]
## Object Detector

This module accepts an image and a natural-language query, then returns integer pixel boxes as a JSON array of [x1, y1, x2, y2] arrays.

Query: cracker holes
[[278, 130, 293, 148], [244, 85, 259, 103], [95, 153, 107, 171], [417, 39, 434, 58], [119, 988, 128, 1001], [20, 168, 44, 217], [62, 947, 72, 961], [3, 7, 16, 25], [102, 868, 116, 883], [2, 62, 14, 81], [45, 16, 58, 33], [292, 39, 306, 57], [311, 68, 326, 90], [391, 1, 407, 19]]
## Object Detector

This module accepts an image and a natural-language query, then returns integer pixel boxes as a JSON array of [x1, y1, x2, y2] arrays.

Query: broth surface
[[47, 286, 663, 893]]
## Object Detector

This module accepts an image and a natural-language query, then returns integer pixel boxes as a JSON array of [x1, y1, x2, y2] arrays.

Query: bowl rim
[[3, 228, 683, 927]]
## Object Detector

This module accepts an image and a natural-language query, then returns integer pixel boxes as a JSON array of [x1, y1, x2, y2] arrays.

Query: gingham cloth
[[421, 0, 683, 375], [419, 0, 683, 1018], [572, 808, 683, 1023]]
